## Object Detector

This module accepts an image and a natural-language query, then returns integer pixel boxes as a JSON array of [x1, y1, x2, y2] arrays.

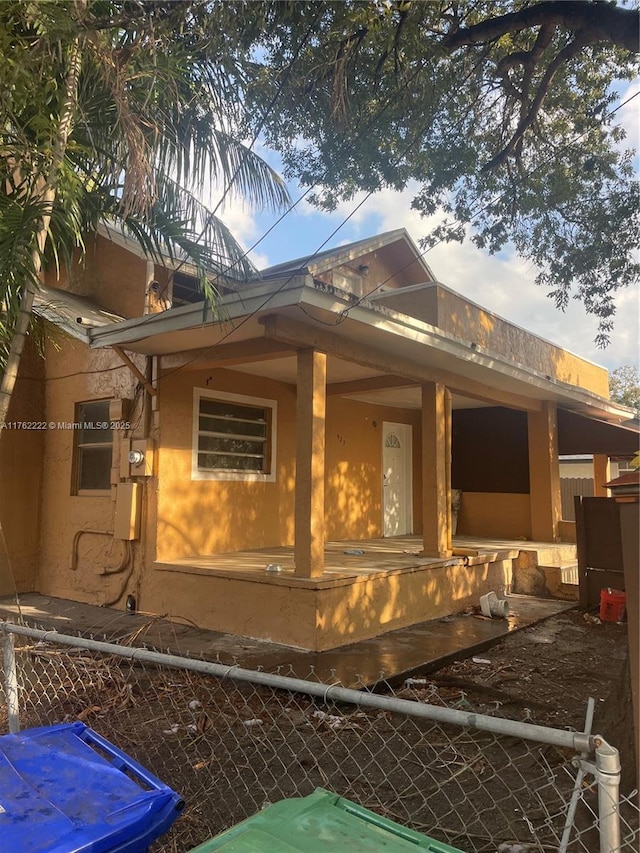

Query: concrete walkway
[[0, 592, 573, 688]]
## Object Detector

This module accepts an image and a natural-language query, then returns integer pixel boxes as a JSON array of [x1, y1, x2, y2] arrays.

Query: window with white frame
[[193, 389, 277, 481]]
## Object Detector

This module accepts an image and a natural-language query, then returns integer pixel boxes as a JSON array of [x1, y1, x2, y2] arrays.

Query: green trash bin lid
[[189, 788, 463, 852]]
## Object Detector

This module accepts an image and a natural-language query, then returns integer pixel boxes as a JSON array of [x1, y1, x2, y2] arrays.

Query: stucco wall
[[434, 288, 609, 395], [324, 397, 422, 542], [374, 284, 609, 395], [317, 242, 432, 296], [147, 556, 512, 651], [36, 335, 143, 605], [0, 336, 45, 594], [314, 558, 512, 650], [457, 492, 532, 540], [44, 234, 147, 320], [368, 286, 439, 326], [156, 368, 297, 561]]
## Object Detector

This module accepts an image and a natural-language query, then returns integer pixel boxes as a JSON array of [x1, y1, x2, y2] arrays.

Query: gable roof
[[260, 228, 436, 282]]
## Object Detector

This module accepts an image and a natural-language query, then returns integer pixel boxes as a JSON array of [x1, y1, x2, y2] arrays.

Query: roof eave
[[87, 277, 636, 426]]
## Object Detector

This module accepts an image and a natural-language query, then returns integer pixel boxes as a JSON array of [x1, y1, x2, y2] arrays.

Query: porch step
[[524, 544, 578, 567], [512, 561, 579, 601]]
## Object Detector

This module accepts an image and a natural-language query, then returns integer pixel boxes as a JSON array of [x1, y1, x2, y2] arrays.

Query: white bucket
[[479, 591, 510, 619]]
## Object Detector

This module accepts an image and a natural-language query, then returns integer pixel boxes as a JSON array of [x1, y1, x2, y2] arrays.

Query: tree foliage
[[0, 0, 289, 420], [244, 0, 639, 345], [609, 364, 640, 413]]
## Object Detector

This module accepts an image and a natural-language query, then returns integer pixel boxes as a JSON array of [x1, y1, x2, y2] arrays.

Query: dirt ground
[[407, 606, 631, 734]]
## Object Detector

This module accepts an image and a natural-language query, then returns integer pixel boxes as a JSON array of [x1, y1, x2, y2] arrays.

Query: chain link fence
[[1, 621, 638, 852]]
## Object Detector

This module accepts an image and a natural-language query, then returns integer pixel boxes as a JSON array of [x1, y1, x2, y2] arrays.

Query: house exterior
[[1, 226, 637, 650]]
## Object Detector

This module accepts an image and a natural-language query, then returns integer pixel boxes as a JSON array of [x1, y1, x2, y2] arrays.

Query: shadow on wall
[[316, 559, 513, 647], [156, 461, 296, 560]]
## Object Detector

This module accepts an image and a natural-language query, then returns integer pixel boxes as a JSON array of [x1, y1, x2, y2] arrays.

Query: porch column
[[421, 382, 452, 558], [294, 348, 327, 578], [593, 454, 611, 496], [527, 401, 561, 542]]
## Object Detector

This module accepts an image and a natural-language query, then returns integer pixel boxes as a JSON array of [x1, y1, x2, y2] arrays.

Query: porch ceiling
[[558, 409, 640, 456], [229, 355, 489, 410]]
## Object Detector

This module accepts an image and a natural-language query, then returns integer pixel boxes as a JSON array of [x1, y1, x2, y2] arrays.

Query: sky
[[217, 81, 639, 374]]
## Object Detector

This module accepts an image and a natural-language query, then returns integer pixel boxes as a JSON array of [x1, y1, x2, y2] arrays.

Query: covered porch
[[150, 534, 575, 651]]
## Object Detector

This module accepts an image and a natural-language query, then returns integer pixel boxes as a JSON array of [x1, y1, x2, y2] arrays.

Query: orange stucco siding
[[0, 336, 45, 594], [156, 368, 297, 560], [36, 336, 143, 604], [325, 397, 422, 542], [44, 234, 147, 319], [435, 288, 609, 395], [456, 492, 532, 540]]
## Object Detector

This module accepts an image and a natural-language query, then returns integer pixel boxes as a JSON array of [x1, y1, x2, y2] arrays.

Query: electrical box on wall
[[120, 438, 131, 479], [113, 482, 141, 540], [109, 398, 132, 423], [128, 439, 154, 477]]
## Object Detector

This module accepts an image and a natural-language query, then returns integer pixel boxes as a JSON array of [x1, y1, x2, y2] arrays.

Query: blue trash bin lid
[[0, 722, 183, 853]]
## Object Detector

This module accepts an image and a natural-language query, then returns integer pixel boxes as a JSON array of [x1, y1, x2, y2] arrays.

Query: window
[[73, 400, 113, 494], [193, 389, 277, 482]]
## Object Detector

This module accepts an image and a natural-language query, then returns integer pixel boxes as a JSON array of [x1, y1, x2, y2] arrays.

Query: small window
[[193, 389, 277, 482], [73, 400, 113, 494]]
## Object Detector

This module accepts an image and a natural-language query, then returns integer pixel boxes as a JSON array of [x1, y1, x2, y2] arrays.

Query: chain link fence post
[[2, 628, 20, 733], [596, 737, 622, 853]]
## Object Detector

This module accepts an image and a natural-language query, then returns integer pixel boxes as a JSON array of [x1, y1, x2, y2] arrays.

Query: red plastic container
[[599, 588, 627, 622]]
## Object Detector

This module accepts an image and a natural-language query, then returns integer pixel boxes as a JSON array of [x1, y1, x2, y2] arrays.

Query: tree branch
[[443, 1, 639, 54], [483, 34, 587, 172]]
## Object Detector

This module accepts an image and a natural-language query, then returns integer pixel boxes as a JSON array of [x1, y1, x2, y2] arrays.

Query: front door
[[382, 422, 413, 537]]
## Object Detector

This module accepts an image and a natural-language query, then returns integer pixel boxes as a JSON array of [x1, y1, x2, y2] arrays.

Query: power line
[[94, 50, 639, 383]]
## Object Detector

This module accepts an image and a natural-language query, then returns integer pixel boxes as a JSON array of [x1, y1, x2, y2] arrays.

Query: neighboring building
[[559, 455, 619, 481], [558, 454, 618, 521], [1, 227, 638, 650]]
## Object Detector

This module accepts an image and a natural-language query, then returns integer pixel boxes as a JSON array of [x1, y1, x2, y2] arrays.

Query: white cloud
[[615, 79, 640, 151]]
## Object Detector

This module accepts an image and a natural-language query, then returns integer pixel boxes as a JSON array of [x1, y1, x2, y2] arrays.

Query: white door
[[382, 422, 413, 536]]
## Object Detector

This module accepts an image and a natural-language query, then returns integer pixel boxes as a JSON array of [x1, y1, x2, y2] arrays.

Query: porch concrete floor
[[0, 590, 574, 689], [155, 534, 574, 580]]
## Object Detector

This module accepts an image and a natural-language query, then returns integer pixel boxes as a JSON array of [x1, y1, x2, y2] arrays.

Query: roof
[[260, 229, 436, 282], [33, 287, 124, 341], [605, 471, 640, 488], [37, 226, 636, 445]]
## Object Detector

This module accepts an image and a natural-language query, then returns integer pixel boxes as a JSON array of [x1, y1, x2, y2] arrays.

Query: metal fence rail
[[2, 622, 638, 853]]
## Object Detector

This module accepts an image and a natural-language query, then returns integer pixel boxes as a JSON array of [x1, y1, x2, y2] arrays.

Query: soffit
[[558, 409, 640, 456]]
